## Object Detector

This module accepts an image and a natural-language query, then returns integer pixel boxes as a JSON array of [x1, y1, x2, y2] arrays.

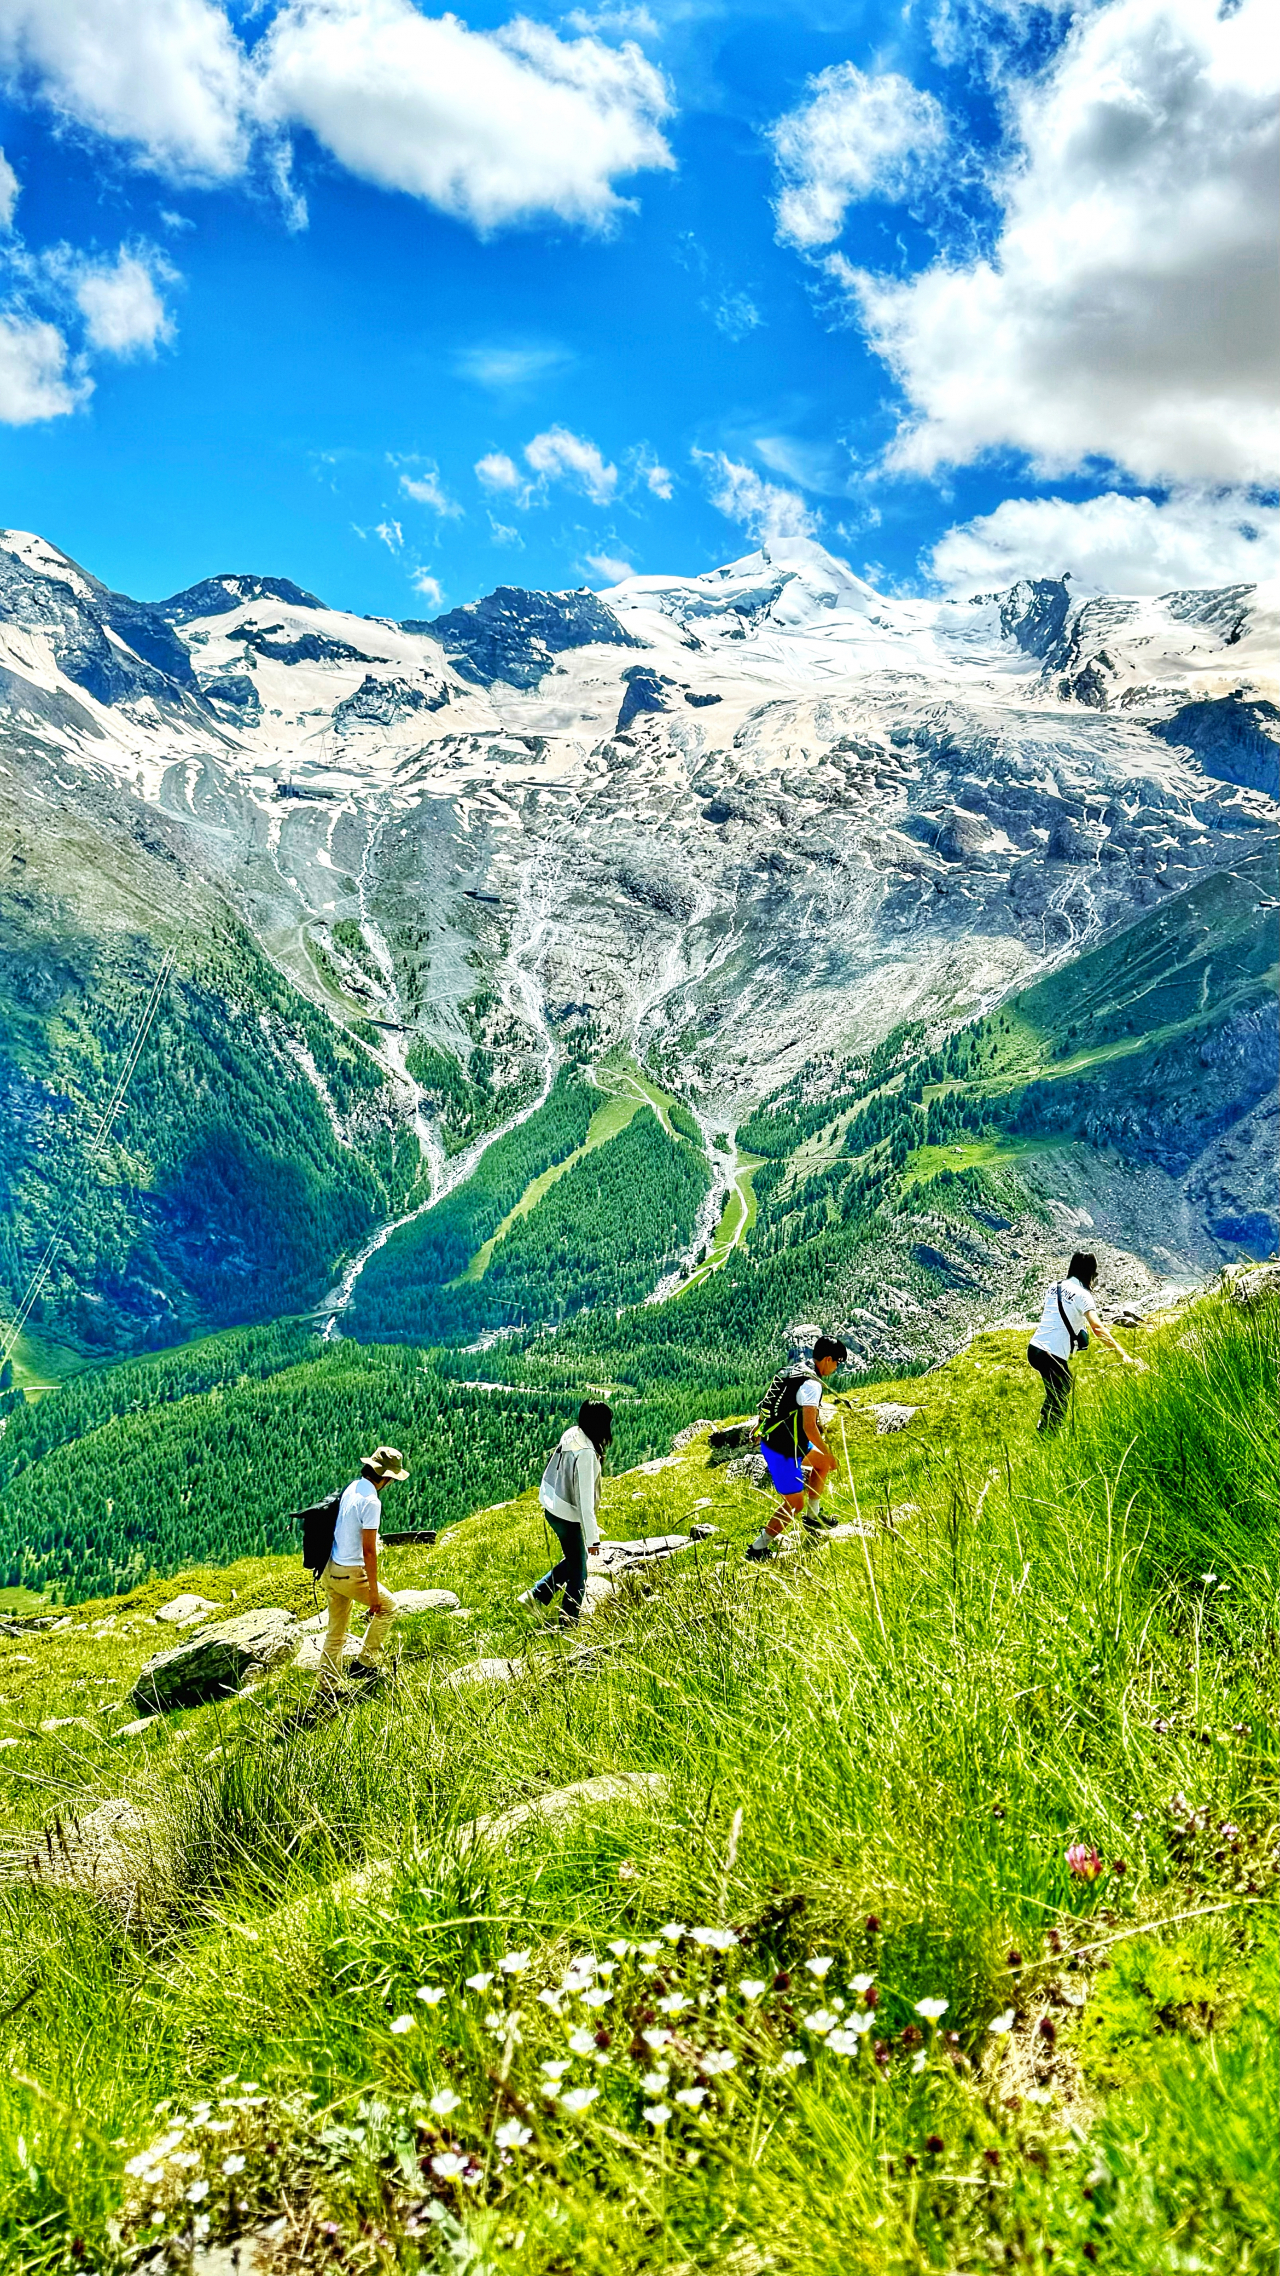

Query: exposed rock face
[[334, 672, 450, 730], [1151, 693, 1280, 799], [158, 572, 325, 623], [417, 585, 641, 689], [132, 1606, 298, 1711]]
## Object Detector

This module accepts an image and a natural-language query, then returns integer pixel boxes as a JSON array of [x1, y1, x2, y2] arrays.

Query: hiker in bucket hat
[[319, 1444, 409, 1685]]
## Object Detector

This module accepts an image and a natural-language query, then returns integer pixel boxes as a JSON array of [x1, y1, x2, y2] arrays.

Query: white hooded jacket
[[538, 1424, 601, 1549]]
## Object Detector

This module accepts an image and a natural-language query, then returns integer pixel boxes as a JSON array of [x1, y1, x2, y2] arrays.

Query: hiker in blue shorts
[[746, 1336, 848, 1562]]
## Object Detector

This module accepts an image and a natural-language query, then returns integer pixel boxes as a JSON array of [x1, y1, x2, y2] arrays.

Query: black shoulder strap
[[1055, 1284, 1078, 1350]]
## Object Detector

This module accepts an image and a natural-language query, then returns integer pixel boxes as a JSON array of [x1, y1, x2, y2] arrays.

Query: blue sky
[[0, 0, 1273, 616]]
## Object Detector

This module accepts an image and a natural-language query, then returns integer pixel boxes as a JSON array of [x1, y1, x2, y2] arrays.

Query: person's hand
[[367, 1595, 387, 1617], [587, 1543, 600, 1558]]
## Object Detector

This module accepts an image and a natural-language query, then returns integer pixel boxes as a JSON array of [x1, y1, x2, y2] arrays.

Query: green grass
[[0, 1284, 1274, 2273], [462, 1077, 651, 1282]]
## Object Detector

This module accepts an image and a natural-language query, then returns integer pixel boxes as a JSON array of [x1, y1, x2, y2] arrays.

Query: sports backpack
[[757, 1366, 811, 1454], [293, 1491, 341, 1577]]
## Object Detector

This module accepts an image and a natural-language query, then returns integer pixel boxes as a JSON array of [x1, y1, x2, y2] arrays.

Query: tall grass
[[0, 1294, 1274, 2273]]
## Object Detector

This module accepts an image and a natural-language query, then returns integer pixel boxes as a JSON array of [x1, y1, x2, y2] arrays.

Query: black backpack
[[294, 1491, 341, 1577], [757, 1366, 810, 1454]]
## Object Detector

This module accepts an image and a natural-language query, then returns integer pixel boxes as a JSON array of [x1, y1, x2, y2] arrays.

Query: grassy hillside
[[0, 1280, 1273, 2273], [0, 788, 419, 1360]]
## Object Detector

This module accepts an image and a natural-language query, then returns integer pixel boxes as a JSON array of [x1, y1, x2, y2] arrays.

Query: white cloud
[[456, 342, 568, 388], [398, 464, 462, 515], [769, 64, 947, 250], [74, 249, 174, 356], [638, 454, 673, 500], [524, 424, 617, 504], [410, 567, 444, 604], [839, 0, 1279, 486], [708, 289, 761, 341], [375, 518, 403, 550], [0, 0, 248, 179], [0, 310, 86, 421], [694, 450, 817, 543], [585, 550, 633, 582], [257, 0, 674, 232], [475, 450, 523, 493], [488, 516, 522, 545], [929, 486, 1280, 595], [0, 147, 18, 229]]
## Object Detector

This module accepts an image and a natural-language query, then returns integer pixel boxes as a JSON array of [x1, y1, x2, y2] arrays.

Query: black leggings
[[532, 1511, 587, 1621], [1028, 1342, 1072, 1432]]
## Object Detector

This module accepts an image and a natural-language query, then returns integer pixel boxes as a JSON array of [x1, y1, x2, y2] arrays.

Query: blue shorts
[[760, 1441, 806, 1496]]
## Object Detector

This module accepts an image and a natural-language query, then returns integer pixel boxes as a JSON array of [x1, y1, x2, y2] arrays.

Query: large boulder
[[132, 1607, 298, 1713]]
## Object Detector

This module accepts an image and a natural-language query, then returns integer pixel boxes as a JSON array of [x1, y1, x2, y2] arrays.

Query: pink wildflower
[[1065, 1843, 1104, 1880]]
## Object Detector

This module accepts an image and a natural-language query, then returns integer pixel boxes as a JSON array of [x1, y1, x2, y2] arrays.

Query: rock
[[132, 1607, 298, 1713], [1231, 1262, 1280, 1305], [596, 1533, 690, 1567], [114, 1715, 161, 1740], [633, 1455, 680, 1476], [726, 1450, 771, 1489], [293, 1633, 363, 1672], [153, 1593, 222, 1627], [866, 1403, 921, 1434], [193, 2220, 283, 2274], [0, 1736, 20, 1749], [462, 1770, 667, 1850], [38, 1715, 98, 1736], [670, 1418, 716, 1450], [20, 1798, 155, 1900], [395, 1588, 461, 1614], [690, 1523, 718, 1540], [443, 1657, 519, 1689], [577, 1573, 616, 1621]]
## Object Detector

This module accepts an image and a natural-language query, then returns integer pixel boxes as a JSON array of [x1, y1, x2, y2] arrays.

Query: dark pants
[[1028, 1342, 1072, 1432], [532, 1511, 587, 1622]]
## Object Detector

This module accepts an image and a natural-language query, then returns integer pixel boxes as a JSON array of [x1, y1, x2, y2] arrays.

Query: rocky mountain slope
[[1, 527, 1275, 1358]]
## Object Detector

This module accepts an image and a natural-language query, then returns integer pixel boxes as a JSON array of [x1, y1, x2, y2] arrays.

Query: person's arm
[[577, 1445, 601, 1553], [1085, 1309, 1145, 1368], [800, 1399, 836, 1470], [362, 1524, 387, 1614]]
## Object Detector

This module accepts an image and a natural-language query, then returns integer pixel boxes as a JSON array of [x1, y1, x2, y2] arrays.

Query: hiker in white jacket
[[522, 1400, 612, 1626]]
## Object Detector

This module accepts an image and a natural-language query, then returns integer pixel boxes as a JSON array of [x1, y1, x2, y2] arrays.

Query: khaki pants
[[320, 1561, 401, 1677]]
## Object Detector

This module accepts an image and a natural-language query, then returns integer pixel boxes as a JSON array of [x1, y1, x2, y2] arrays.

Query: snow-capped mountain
[[1, 525, 1275, 1124]]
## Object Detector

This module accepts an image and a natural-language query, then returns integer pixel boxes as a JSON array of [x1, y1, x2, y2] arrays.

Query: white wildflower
[[644, 2103, 671, 2126], [914, 1997, 949, 2022], [185, 2181, 210, 2204], [540, 2060, 570, 2079], [416, 1985, 447, 2006], [675, 2086, 707, 2108], [465, 1972, 494, 1993], [431, 2153, 467, 2178], [389, 2015, 415, 2036], [124, 2154, 158, 2179], [172, 2152, 201, 2170], [739, 1978, 766, 2000], [221, 2155, 246, 2176], [850, 1973, 875, 1994], [804, 1955, 834, 1979], [581, 1987, 612, 2009], [641, 2027, 673, 2050], [660, 1923, 687, 1943], [642, 2070, 669, 2093], [568, 2029, 595, 2056], [559, 2086, 599, 2114], [637, 1940, 663, 1959], [803, 2010, 837, 2035], [536, 1989, 563, 2012], [779, 2050, 806, 2069], [690, 1927, 738, 1951], [827, 2028, 862, 2055], [499, 1951, 530, 1974], [657, 1993, 689, 2014], [429, 2088, 461, 2116], [988, 2010, 1016, 2035], [495, 2120, 531, 2150], [699, 2049, 736, 2076], [911, 2051, 927, 2074], [606, 1939, 632, 1958]]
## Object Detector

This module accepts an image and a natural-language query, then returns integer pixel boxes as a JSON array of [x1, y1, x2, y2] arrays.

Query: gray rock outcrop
[[132, 1606, 298, 1712]]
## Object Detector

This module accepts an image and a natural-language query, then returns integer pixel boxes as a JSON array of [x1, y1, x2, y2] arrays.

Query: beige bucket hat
[[362, 1444, 409, 1481]]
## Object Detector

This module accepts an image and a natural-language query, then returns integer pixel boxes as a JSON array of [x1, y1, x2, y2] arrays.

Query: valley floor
[[0, 1281, 1275, 2274]]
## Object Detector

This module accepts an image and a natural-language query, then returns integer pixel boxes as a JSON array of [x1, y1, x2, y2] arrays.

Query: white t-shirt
[[1030, 1278, 1093, 1362], [796, 1377, 822, 1420], [333, 1475, 380, 1565]]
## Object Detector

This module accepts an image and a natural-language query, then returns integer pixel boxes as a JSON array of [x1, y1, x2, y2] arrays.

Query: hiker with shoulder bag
[[746, 1336, 848, 1562], [520, 1401, 612, 1627], [1027, 1251, 1144, 1432], [308, 1445, 409, 1684]]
